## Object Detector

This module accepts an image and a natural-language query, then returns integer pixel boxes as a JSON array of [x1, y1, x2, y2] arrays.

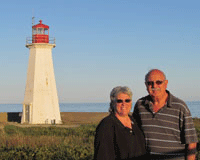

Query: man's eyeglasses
[[116, 99, 132, 103], [146, 80, 165, 86]]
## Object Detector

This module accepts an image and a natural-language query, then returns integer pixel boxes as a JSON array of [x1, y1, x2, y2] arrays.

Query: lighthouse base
[[21, 43, 62, 125]]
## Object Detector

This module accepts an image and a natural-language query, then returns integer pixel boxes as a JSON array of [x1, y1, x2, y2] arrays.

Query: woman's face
[[115, 93, 132, 117]]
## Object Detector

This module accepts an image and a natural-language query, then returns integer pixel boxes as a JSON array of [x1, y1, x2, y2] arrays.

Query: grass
[[0, 124, 96, 160], [0, 120, 199, 160]]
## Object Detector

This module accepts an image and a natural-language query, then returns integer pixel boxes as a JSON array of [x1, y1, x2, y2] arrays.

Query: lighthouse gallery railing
[[26, 37, 56, 45]]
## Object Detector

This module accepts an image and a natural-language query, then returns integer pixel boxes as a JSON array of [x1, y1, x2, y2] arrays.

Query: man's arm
[[186, 142, 197, 160], [132, 101, 142, 127]]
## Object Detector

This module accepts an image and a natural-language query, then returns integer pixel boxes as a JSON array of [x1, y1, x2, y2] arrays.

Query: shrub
[[1, 124, 96, 159], [1, 123, 200, 159]]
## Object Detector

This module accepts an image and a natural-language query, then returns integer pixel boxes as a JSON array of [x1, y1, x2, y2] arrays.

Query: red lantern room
[[32, 20, 49, 43]]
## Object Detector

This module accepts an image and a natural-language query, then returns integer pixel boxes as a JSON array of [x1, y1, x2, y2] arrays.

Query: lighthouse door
[[25, 105, 30, 123]]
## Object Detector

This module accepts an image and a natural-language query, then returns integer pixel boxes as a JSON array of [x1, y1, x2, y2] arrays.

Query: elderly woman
[[94, 86, 147, 160]]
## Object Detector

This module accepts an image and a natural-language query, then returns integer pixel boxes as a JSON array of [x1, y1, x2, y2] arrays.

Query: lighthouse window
[[38, 28, 44, 34], [44, 28, 48, 35], [32, 28, 37, 35]]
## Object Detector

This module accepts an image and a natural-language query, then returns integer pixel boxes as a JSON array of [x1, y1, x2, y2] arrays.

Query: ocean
[[0, 101, 199, 118]]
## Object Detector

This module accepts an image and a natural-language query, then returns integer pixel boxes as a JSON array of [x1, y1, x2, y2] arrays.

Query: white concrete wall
[[22, 43, 62, 124]]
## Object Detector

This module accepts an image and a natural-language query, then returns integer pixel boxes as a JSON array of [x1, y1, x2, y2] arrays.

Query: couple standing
[[94, 69, 198, 160]]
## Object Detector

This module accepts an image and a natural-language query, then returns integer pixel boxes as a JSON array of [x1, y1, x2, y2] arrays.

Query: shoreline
[[0, 112, 199, 126], [60, 112, 109, 125], [0, 112, 110, 125]]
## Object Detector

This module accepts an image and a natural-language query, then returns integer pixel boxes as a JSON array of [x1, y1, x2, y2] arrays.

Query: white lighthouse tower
[[21, 20, 62, 124]]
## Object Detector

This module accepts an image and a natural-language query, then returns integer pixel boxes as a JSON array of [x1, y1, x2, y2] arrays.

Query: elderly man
[[133, 69, 198, 160]]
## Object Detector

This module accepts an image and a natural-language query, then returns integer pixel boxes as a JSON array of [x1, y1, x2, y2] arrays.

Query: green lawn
[[0, 120, 199, 160]]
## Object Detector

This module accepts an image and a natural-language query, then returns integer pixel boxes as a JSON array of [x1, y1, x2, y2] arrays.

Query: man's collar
[[166, 90, 172, 107], [144, 90, 172, 108], [144, 95, 153, 106]]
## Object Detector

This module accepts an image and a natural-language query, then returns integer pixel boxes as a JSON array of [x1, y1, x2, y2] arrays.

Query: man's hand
[[186, 143, 197, 160]]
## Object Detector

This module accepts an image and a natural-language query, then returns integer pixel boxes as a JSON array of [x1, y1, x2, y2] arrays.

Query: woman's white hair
[[109, 86, 133, 113]]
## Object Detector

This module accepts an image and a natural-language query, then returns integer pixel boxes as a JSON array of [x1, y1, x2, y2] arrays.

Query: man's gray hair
[[145, 69, 166, 82], [109, 86, 133, 113]]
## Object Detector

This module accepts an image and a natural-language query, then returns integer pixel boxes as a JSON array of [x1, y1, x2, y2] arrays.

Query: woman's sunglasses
[[116, 99, 132, 103]]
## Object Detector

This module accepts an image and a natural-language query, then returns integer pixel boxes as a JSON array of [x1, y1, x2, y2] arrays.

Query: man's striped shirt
[[133, 90, 198, 160]]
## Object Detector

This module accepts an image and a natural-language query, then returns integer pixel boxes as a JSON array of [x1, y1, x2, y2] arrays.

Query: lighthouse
[[21, 20, 62, 124]]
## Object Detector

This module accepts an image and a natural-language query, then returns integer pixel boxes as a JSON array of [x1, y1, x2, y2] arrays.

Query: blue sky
[[0, 0, 200, 103]]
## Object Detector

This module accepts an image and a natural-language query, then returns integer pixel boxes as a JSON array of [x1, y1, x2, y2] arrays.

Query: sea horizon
[[0, 101, 199, 118]]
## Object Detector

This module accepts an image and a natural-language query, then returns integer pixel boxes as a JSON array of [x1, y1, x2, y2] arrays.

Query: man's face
[[145, 70, 168, 100]]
